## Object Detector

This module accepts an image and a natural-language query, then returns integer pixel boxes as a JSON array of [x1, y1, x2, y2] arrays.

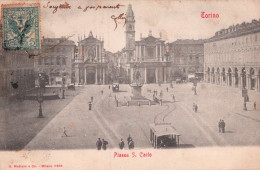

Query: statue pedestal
[[126, 83, 155, 106], [130, 83, 146, 100]]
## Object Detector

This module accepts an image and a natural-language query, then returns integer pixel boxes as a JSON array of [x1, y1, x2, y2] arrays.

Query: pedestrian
[[116, 99, 119, 107], [101, 90, 103, 95], [128, 139, 134, 149], [195, 104, 198, 112], [160, 90, 163, 98], [254, 102, 256, 110], [127, 134, 133, 145], [96, 138, 102, 150], [119, 138, 125, 149], [91, 96, 94, 102], [222, 120, 225, 133], [172, 95, 175, 102], [218, 120, 222, 133], [102, 139, 108, 150], [89, 102, 92, 110], [166, 87, 168, 92], [63, 127, 68, 137], [109, 85, 111, 90]]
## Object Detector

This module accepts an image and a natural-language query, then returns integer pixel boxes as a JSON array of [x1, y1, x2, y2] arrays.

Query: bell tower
[[125, 4, 135, 62]]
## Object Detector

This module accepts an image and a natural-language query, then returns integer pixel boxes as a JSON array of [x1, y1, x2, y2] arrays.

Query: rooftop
[[207, 19, 260, 42]]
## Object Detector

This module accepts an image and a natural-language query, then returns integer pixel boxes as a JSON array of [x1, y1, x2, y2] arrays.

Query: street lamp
[[193, 78, 197, 95], [37, 86, 44, 118], [62, 75, 66, 99]]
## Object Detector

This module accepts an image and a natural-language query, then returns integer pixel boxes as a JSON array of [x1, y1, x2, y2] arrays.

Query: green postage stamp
[[1, 3, 40, 50]]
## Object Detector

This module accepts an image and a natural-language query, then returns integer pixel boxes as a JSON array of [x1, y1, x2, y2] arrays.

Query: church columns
[[155, 44, 157, 60], [85, 68, 87, 84], [144, 66, 147, 84], [163, 67, 167, 83], [95, 67, 98, 84], [103, 67, 105, 84], [159, 45, 162, 61], [130, 68, 134, 83], [155, 67, 158, 83]]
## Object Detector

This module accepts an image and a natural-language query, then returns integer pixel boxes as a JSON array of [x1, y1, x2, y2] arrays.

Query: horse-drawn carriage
[[112, 83, 119, 92]]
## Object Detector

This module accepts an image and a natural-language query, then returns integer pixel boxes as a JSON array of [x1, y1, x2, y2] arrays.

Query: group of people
[[193, 103, 198, 112], [119, 135, 135, 150], [96, 135, 135, 150], [96, 138, 109, 150], [218, 120, 226, 133]]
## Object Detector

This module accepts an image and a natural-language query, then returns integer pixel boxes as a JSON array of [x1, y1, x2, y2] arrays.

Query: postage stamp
[[1, 3, 40, 50]]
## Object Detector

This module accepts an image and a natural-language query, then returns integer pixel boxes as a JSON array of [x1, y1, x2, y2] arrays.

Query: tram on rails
[[150, 123, 181, 149]]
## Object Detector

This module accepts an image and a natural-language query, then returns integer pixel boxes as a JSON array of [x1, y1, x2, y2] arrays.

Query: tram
[[150, 123, 181, 148]]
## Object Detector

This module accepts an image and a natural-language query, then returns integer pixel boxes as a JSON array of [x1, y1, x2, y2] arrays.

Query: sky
[[1, 0, 260, 52]]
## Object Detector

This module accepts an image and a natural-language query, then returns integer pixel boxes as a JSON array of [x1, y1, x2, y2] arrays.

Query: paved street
[[0, 87, 83, 150], [24, 83, 260, 150]]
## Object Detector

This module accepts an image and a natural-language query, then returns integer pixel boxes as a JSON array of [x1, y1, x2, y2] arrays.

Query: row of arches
[[205, 66, 260, 90]]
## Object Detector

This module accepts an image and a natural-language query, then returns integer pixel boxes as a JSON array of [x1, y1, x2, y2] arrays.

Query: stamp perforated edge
[[1, 3, 41, 50]]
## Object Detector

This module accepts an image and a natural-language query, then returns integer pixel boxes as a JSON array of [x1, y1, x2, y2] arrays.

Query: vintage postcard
[[0, 0, 260, 169]]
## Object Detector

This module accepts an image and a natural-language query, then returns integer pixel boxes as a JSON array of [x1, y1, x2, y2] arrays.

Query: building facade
[[34, 37, 76, 85], [204, 19, 260, 91], [169, 39, 204, 80], [126, 5, 171, 84], [0, 20, 35, 97], [74, 31, 108, 85]]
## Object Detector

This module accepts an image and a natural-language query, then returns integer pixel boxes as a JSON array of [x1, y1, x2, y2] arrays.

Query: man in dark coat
[[222, 120, 225, 133], [218, 120, 222, 133], [119, 138, 125, 149], [102, 139, 108, 150], [96, 138, 102, 150], [254, 102, 256, 110], [128, 139, 134, 149], [127, 135, 133, 145]]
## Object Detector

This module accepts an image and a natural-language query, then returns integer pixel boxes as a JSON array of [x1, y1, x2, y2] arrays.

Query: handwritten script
[[43, 1, 124, 14], [111, 13, 126, 31]]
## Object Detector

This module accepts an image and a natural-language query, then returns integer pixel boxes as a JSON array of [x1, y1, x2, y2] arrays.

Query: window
[[38, 57, 42, 65], [56, 56, 61, 65], [141, 46, 144, 57], [62, 58, 66, 65], [50, 57, 54, 65]]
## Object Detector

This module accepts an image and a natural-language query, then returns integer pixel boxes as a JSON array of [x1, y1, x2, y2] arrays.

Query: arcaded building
[[125, 5, 171, 84], [74, 31, 108, 85], [204, 19, 260, 91]]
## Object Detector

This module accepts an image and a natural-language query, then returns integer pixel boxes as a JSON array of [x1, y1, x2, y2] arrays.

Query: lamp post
[[37, 86, 44, 118], [193, 78, 197, 95], [62, 75, 65, 99]]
